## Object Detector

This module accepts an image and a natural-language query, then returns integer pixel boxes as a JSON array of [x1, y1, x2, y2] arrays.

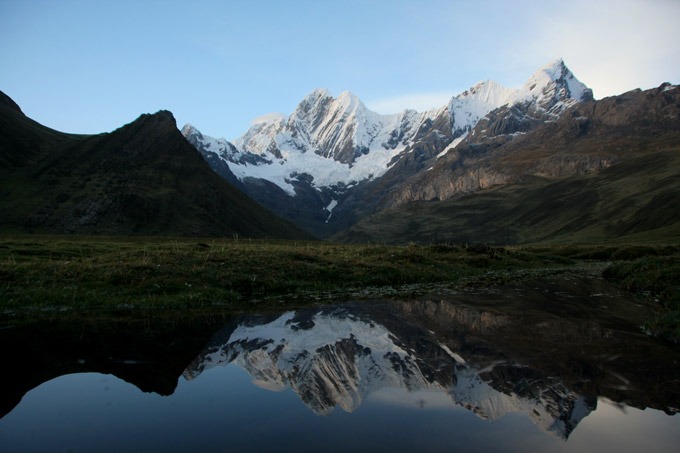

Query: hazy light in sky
[[1, 0, 678, 140], [366, 92, 455, 115]]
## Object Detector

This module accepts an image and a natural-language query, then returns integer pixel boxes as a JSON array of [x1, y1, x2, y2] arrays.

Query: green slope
[[336, 148, 680, 245], [0, 91, 311, 239]]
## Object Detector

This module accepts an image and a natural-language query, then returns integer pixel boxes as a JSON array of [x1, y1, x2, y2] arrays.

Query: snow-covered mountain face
[[183, 59, 591, 197], [182, 60, 592, 238], [184, 92, 438, 196], [183, 305, 593, 438]]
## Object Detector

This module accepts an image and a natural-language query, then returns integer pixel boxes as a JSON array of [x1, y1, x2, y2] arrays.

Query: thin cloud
[[251, 112, 287, 125], [365, 91, 456, 114]]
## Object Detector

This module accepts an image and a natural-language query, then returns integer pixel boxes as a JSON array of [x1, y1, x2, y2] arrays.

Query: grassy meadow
[[0, 236, 570, 310], [1, 235, 678, 340]]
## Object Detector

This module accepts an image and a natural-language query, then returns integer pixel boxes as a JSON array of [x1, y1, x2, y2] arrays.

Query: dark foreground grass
[[0, 235, 580, 312], [1, 236, 679, 342], [603, 254, 680, 342]]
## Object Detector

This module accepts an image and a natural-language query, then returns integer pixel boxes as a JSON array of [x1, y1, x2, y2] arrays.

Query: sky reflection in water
[[1, 367, 678, 453]]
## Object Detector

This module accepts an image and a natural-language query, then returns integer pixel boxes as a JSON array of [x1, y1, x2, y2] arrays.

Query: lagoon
[[1, 275, 678, 452]]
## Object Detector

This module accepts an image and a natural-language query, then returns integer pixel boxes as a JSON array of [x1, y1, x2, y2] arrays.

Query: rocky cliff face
[[378, 83, 679, 210]]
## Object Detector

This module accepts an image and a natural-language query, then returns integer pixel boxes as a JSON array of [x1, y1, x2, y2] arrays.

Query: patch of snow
[[325, 199, 338, 223], [449, 80, 516, 134], [438, 343, 466, 364], [437, 133, 467, 159]]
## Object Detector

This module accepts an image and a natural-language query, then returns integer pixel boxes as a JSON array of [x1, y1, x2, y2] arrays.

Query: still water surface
[[1, 275, 678, 451]]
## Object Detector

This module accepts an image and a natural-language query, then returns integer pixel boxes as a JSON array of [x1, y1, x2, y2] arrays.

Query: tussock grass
[[0, 235, 580, 312], [3, 236, 678, 343]]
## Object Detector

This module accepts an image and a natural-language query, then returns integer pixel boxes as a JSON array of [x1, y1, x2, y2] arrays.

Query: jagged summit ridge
[[448, 80, 517, 138], [181, 59, 596, 237], [182, 59, 591, 197], [448, 59, 592, 138], [517, 58, 594, 112]]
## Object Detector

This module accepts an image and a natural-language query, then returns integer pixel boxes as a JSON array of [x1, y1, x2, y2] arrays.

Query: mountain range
[[183, 59, 680, 242], [181, 59, 583, 234], [338, 82, 680, 244], [1, 59, 678, 242]]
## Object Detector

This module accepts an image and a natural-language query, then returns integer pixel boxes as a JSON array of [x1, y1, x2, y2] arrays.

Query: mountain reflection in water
[[1, 275, 679, 451], [185, 306, 593, 438]]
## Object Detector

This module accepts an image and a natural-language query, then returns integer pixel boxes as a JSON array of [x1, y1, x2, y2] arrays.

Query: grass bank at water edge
[[1, 236, 678, 343]]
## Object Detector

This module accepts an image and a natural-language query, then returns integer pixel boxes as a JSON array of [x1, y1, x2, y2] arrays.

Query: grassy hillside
[[2, 236, 678, 342], [0, 91, 310, 239], [0, 235, 588, 311], [336, 148, 680, 245]]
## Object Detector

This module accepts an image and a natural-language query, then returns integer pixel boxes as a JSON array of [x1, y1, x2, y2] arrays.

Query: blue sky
[[1, 0, 679, 140]]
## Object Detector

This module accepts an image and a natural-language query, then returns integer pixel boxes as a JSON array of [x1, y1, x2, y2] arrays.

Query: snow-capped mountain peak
[[448, 79, 517, 137], [290, 88, 333, 124], [336, 89, 363, 109], [456, 79, 516, 106], [180, 123, 201, 139], [304, 87, 332, 102], [517, 58, 593, 112], [182, 123, 239, 159], [182, 60, 594, 228]]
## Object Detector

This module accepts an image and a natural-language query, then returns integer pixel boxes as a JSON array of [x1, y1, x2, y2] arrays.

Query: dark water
[[1, 275, 678, 452]]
